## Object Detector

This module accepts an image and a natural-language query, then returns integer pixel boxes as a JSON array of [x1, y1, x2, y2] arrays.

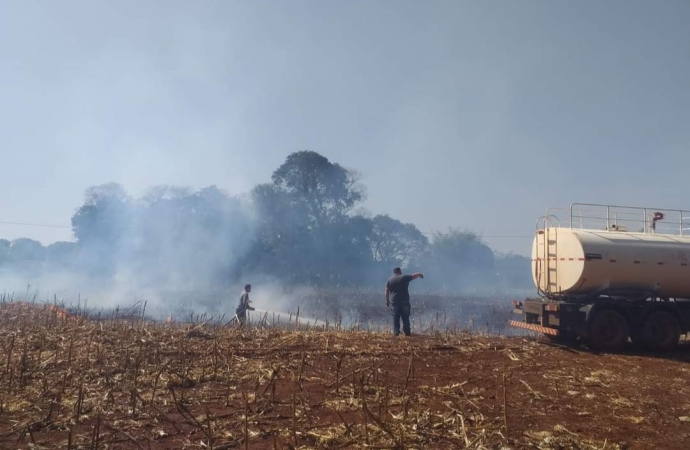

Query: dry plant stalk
[[0, 301, 634, 450]]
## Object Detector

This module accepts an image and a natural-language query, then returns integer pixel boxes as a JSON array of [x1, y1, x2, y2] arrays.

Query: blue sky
[[1, 0, 689, 255]]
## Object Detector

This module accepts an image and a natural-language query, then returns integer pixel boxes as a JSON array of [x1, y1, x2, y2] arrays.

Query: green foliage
[[369, 215, 428, 266], [494, 252, 533, 289], [271, 150, 364, 227], [45, 241, 78, 262], [429, 228, 494, 270], [1, 151, 532, 292], [411, 228, 497, 291], [248, 152, 370, 284], [0, 239, 9, 264], [9, 238, 45, 261], [71, 182, 132, 246]]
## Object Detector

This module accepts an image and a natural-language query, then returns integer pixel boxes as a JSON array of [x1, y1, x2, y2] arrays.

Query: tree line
[[0, 151, 532, 292]]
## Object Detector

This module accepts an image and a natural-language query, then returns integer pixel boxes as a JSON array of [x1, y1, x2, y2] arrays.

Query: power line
[[0, 221, 535, 238], [420, 231, 533, 239], [0, 221, 71, 229], [477, 236, 533, 239]]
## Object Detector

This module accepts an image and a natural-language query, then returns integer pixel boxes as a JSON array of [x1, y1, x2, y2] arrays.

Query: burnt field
[[1, 302, 690, 449], [157, 288, 521, 335]]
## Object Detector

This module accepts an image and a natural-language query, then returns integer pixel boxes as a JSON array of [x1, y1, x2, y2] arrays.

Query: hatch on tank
[[608, 224, 628, 232]]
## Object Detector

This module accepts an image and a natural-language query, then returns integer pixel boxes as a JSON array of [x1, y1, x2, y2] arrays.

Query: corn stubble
[[0, 301, 619, 449]]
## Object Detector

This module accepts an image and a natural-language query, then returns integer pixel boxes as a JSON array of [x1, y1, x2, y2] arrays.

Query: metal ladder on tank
[[535, 216, 560, 297]]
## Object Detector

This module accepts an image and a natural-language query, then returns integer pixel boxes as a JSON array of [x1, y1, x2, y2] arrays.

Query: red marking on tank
[[578, 258, 585, 261], [658, 262, 664, 265], [610, 259, 617, 263], [634, 261, 641, 264], [560, 258, 565, 261], [568, 258, 574, 261]]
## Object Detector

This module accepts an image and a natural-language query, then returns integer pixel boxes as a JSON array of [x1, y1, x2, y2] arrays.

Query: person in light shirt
[[235, 284, 255, 325]]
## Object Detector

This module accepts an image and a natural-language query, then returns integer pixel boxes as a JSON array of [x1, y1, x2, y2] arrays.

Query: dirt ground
[[1, 303, 689, 449]]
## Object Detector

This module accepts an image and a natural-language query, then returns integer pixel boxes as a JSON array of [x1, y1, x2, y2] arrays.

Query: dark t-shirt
[[386, 274, 414, 305]]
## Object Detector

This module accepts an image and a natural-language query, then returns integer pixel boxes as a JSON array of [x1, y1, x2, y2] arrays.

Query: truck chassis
[[510, 296, 690, 352]]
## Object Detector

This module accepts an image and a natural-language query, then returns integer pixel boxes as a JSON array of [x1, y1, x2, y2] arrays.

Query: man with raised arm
[[385, 267, 424, 336]]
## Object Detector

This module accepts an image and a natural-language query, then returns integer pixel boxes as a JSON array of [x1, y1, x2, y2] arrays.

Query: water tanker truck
[[510, 203, 690, 351]]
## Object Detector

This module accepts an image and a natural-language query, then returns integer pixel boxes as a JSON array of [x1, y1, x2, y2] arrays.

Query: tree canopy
[[0, 151, 531, 292]]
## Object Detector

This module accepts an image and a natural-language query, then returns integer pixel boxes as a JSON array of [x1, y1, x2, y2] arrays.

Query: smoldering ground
[[0, 270, 527, 335], [0, 154, 533, 331]]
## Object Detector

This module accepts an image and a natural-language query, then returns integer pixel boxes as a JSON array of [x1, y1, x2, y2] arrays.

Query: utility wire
[[478, 237, 533, 239], [0, 221, 71, 229], [420, 231, 533, 238], [0, 221, 534, 238]]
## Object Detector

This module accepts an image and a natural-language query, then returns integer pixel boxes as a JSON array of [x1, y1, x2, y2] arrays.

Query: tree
[[46, 241, 77, 258], [271, 151, 364, 228], [83, 182, 129, 206], [312, 215, 374, 285], [20, 152, 531, 292], [245, 183, 314, 282], [45, 242, 79, 266], [8, 238, 45, 261], [245, 152, 369, 284], [141, 185, 193, 204], [72, 183, 133, 245], [494, 252, 532, 289], [131, 185, 255, 288], [415, 229, 496, 291], [67, 183, 258, 286], [0, 239, 9, 265], [369, 215, 428, 267]]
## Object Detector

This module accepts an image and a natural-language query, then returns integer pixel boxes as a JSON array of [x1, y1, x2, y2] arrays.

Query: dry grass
[[1, 301, 687, 449]]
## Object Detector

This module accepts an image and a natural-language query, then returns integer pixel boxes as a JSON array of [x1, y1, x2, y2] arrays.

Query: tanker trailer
[[510, 203, 690, 351]]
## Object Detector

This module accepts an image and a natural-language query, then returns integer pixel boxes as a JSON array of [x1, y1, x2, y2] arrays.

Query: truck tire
[[641, 311, 680, 351], [589, 309, 629, 352]]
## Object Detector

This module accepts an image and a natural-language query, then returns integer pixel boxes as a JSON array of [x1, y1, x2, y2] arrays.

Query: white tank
[[532, 228, 690, 298]]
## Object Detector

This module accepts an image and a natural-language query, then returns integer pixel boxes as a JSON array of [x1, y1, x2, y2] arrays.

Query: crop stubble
[[0, 302, 689, 449]]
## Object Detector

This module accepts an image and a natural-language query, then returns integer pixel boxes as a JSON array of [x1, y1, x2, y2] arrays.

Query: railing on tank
[[563, 203, 690, 236]]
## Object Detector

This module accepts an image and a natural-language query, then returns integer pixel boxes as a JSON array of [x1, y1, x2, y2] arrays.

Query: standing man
[[235, 284, 255, 326], [385, 267, 424, 336]]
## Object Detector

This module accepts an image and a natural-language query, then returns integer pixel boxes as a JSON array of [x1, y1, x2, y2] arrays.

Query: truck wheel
[[642, 311, 680, 351], [589, 309, 629, 352]]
